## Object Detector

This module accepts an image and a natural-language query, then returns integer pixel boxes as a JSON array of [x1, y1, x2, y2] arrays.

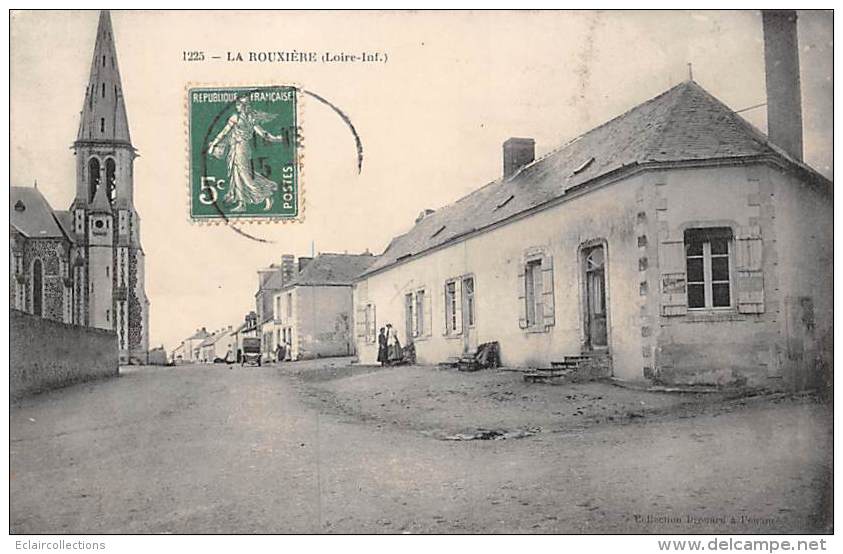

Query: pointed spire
[[75, 11, 131, 146]]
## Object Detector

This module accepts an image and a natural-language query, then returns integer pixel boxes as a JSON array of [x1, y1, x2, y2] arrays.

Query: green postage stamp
[[188, 86, 300, 221]]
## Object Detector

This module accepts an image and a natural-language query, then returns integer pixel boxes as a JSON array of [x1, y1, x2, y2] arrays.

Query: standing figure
[[386, 324, 402, 364], [377, 327, 388, 366], [208, 97, 286, 212]]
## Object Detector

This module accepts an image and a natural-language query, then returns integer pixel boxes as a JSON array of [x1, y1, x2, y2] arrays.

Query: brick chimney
[[763, 10, 803, 161], [503, 137, 535, 180], [280, 254, 295, 283]]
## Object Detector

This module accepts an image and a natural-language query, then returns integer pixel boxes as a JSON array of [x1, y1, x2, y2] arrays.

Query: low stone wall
[[10, 309, 119, 399]]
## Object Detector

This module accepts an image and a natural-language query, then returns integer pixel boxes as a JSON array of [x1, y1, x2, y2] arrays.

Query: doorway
[[583, 245, 608, 349]]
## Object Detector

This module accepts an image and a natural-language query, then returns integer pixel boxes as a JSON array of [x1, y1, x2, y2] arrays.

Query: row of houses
[[175, 13, 831, 389], [173, 252, 378, 364]]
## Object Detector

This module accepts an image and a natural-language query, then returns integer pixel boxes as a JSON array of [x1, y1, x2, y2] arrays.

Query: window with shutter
[[423, 288, 433, 336], [517, 266, 528, 329], [525, 259, 543, 326], [541, 255, 555, 327], [445, 281, 457, 334], [660, 239, 687, 316], [735, 233, 764, 314], [453, 279, 463, 335]]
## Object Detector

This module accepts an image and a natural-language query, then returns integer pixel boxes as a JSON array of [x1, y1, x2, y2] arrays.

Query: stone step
[[523, 373, 569, 384], [528, 368, 571, 377]]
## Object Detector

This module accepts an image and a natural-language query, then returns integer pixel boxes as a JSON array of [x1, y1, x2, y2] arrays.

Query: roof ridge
[[514, 81, 690, 177]]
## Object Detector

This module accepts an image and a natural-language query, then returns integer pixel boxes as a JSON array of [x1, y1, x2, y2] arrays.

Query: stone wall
[[10, 309, 118, 399]]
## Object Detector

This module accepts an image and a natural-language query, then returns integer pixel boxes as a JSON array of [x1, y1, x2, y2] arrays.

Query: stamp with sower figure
[[189, 86, 301, 221]]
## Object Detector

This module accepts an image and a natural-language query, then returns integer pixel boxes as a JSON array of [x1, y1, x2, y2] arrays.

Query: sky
[[9, 10, 833, 352]]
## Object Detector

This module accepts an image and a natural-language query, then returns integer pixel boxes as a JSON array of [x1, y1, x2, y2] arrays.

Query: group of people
[[377, 324, 403, 366]]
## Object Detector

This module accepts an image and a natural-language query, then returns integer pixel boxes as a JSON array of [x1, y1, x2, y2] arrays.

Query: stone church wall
[[10, 309, 118, 399]]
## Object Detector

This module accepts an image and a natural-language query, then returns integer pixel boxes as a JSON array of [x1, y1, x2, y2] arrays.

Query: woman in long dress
[[386, 324, 402, 363], [208, 97, 286, 212]]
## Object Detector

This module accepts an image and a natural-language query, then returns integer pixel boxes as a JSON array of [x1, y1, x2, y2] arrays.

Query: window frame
[[444, 279, 459, 335], [524, 258, 543, 328], [684, 228, 735, 311]]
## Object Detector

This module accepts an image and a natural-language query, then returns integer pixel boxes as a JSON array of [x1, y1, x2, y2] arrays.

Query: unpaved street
[[10, 362, 832, 534]]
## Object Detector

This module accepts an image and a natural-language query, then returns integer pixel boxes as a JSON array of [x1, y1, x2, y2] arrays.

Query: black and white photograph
[[7, 7, 835, 545]]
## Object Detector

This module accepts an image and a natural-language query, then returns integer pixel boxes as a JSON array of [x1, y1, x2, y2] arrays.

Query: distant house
[[273, 253, 377, 360], [148, 346, 168, 365], [255, 256, 298, 360], [231, 311, 259, 362], [180, 327, 210, 363], [352, 16, 831, 388], [198, 327, 235, 363]]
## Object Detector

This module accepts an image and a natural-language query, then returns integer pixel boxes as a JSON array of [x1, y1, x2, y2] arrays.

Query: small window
[[102, 82, 106, 98], [286, 292, 293, 318], [102, 55, 106, 67], [106, 266, 109, 278], [525, 259, 543, 326], [685, 228, 733, 309], [106, 309, 110, 322]]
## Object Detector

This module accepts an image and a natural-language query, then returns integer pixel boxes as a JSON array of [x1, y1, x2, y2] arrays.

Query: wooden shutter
[[735, 235, 764, 314], [541, 255, 555, 327], [423, 290, 432, 337], [355, 304, 366, 339], [454, 279, 463, 335], [660, 240, 687, 316], [517, 266, 528, 329], [368, 305, 377, 342]]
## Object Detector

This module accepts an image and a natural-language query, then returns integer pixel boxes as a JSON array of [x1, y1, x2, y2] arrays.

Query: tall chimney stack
[[762, 10, 803, 161], [503, 137, 535, 180]]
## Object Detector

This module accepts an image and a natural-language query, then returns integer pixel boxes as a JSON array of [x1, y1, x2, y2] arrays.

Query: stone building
[[273, 253, 376, 360], [255, 256, 299, 359], [353, 13, 832, 388], [10, 11, 149, 364]]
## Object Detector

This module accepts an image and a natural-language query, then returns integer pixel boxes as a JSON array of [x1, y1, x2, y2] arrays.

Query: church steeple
[[75, 10, 131, 146]]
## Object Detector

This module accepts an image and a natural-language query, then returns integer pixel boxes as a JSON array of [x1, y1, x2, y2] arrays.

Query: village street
[[10, 360, 832, 534]]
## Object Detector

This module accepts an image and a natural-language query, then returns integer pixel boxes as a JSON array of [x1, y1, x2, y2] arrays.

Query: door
[[584, 246, 607, 348], [461, 276, 477, 354]]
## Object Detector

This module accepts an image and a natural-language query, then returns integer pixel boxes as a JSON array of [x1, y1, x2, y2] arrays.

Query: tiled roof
[[10, 186, 70, 240], [287, 253, 377, 287], [362, 81, 829, 277], [53, 211, 76, 243], [186, 328, 211, 341]]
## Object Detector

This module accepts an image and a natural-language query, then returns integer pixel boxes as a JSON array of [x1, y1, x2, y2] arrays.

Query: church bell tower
[[71, 10, 149, 363]]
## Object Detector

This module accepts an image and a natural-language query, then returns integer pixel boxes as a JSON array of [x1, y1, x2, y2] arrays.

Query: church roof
[[285, 253, 377, 288], [10, 186, 71, 241], [75, 11, 132, 146], [362, 80, 831, 278]]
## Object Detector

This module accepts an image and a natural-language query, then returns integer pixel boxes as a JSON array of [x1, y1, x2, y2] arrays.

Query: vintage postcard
[[8, 9, 834, 543]]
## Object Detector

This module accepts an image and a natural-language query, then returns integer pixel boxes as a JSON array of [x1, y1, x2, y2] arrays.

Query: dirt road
[[9, 362, 832, 534]]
